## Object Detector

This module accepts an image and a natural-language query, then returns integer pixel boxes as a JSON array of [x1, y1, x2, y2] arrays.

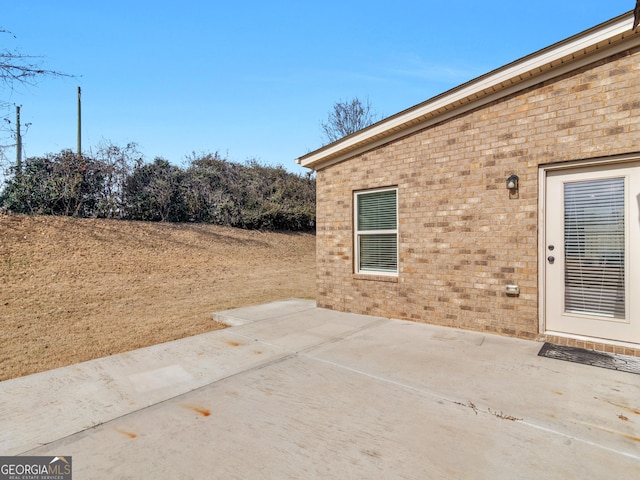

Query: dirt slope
[[0, 214, 316, 380]]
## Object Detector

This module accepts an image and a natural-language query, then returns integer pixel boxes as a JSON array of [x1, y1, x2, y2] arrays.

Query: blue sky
[[1, 1, 634, 175]]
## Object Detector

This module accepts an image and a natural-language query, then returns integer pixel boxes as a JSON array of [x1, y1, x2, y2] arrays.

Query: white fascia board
[[296, 12, 637, 171]]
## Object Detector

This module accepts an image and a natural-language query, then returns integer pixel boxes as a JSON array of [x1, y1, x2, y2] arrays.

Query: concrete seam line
[[244, 306, 320, 324], [17, 352, 302, 456], [228, 317, 389, 353], [304, 354, 640, 462]]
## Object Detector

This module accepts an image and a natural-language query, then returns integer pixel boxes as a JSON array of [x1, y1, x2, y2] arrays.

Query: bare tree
[[92, 141, 142, 218], [1, 31, 65, 87], [321, 97, 380, 144], [0, 29, 69, 174]]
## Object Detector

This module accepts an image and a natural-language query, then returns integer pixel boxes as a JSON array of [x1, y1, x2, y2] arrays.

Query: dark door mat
[[538, 343, 640, 375]]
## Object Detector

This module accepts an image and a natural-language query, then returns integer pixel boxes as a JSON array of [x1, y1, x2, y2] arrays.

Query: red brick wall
[[315, 46, 640, 353]]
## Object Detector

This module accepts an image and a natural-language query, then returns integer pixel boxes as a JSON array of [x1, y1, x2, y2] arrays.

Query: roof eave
[[296, 11, 639, 171]]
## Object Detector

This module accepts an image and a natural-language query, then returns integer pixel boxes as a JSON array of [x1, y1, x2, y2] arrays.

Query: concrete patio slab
[[0, 299, 383, 456], [1, 300, 639, 479]]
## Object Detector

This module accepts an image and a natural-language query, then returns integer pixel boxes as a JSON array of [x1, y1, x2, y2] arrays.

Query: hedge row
[[0, 147, 315, 231]]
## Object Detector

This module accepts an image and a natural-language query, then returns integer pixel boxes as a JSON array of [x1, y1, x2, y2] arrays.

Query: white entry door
[[545, 162, 640, 345]]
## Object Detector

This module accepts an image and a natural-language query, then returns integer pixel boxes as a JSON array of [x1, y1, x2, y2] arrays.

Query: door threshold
[[544, 330, 640, 351]]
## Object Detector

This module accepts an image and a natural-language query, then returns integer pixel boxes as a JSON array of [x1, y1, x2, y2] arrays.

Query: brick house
[[296, 12, 640, 356]]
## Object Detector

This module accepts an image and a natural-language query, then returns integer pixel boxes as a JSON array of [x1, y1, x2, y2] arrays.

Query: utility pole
[[77, 86, 82, 157], [16, 105, 22, 174]]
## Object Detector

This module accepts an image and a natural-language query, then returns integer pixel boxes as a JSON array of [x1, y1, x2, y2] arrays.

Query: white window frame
[[354, 187, 399, 276]]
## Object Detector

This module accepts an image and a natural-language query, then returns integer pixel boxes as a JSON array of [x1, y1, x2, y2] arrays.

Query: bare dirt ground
[[0, 214, 316, 381]]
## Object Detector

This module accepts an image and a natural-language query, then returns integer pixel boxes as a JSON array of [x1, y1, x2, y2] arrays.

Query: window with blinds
[[355, 188, 398, 274], [564, 177, 625, 319]]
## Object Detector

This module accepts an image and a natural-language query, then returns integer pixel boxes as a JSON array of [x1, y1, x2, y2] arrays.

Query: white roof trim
[[296, 12, 639, 171]]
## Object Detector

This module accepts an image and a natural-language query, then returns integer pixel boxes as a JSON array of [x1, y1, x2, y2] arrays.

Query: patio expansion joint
[[18, 349, 301, 456], [228, 317, 390, 354], [17, 319, 390, 456], [302, 354, 640, 463], [215, 305, 319, 326]]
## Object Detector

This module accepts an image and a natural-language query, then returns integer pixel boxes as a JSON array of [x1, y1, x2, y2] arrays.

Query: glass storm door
[[545, 162, 640, 345]]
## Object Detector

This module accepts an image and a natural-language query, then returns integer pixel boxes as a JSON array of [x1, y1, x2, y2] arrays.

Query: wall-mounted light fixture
[[506, 174, 519, 190]]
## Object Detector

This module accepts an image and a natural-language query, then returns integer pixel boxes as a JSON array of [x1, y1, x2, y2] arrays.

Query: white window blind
[[564, 177, 625, 319], [355, 188, 398, 274]]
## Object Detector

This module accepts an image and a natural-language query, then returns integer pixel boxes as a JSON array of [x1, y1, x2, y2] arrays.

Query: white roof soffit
[[296, 12, 639, 171]]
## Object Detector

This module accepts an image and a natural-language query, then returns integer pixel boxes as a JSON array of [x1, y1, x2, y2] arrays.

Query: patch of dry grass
[[0, 214, 316, 380]]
